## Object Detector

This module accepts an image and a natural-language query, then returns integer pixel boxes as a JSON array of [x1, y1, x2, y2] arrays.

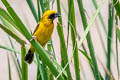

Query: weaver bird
[[24, 10, 60, 64]]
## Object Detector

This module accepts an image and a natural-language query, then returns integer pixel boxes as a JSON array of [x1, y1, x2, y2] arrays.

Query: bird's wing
[[33, 22, 40, 35]]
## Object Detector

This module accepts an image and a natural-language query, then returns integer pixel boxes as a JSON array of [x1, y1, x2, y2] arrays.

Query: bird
[[24, 10, 60, 64]]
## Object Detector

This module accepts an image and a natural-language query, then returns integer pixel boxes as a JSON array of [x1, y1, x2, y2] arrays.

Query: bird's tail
[[24, 49, 34, 64]]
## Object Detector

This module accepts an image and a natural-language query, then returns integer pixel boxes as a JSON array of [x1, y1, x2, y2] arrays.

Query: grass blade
[[0, 8, 21, 32], [113, 0, 120, 19], [10, 53, 22, 80], [7, 54, 12, 80], [1, 0, 30, 37], [77, 33, 88, 54], [79, 49, 92, 64], [53, 60, 67, 78], [44, 0, 50, 10], [116, 31, 120, 79], [36, 68, 42, 80], [47, 68, 54, 80], [116, 27, 120, 41], [92, 0, 107, 33], [115, 16, 120, 79], [56, 0, 72, 79], [36, 53, 48, 80], [106, 2, 114, 80], [0, 45, 19, 53], [26, 0, 39, 22], [37, 0, 41, 21], [95, 20, 107, 54], [39, 0, 45, 13], [47, 42, 54, 80], [0, 24, 26, 46], [21, 46, 28, 80], [68, 0, 80, 79]]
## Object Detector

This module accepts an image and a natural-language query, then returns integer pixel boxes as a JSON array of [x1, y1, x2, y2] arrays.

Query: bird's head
[[41, 10, 60, 24]]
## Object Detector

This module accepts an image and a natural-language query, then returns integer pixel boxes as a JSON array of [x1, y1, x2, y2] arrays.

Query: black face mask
[[48, 13, 60, 20]]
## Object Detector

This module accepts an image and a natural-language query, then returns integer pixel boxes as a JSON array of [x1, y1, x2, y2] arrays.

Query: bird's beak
[[55, 12, 60, 17]]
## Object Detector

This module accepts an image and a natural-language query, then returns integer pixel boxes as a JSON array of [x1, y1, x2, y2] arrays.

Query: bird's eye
[[48, 13, 55, 19]]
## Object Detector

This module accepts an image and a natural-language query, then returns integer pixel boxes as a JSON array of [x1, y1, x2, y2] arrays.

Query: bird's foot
[[49, 52, 54, 60], [30, 36, 36, 41], [46, 50, 55, 60]]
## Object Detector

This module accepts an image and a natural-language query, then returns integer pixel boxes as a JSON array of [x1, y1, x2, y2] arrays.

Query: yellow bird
[[24, 10, 60, 64]]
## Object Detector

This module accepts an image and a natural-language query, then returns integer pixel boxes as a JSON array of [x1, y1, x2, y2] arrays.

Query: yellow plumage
[[24, 10, 60, 64]]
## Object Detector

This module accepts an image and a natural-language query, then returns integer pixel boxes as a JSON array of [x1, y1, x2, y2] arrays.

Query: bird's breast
[[34, 23, 54, 46]]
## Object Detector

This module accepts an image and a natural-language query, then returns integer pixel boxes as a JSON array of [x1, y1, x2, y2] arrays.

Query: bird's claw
[[46, 50, 54, 60], [30, 36, 36, 41], [49, 52, 54, 60]]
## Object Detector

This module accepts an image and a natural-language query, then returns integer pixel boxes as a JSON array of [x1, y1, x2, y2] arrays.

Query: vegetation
[[0, 0, 120, 80]]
